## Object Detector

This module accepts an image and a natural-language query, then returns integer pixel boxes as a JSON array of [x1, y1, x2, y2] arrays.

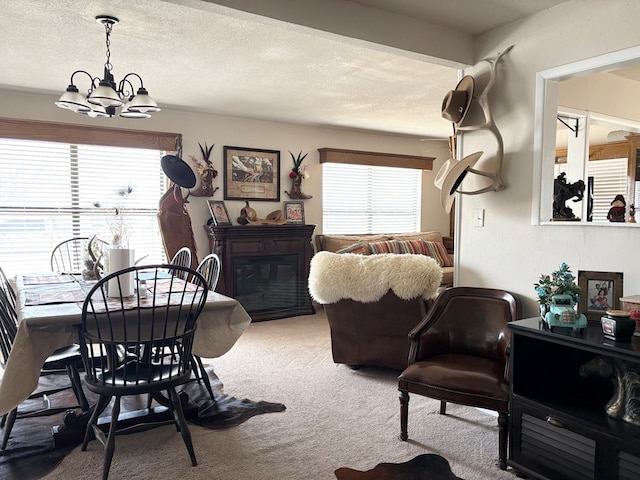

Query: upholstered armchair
[[309, 251, 442, 370], [398, 287, 521, 470]]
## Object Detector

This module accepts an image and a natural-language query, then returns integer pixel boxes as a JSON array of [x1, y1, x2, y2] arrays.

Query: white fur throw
[[308, 251, 443, 304]]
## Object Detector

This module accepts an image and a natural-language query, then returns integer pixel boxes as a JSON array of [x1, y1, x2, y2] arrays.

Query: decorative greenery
[[288, 150, 308, 178], [534, 262, 581, 307]]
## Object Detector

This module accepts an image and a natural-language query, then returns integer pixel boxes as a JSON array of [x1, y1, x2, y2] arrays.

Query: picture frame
[[283, 201, 305, 224], [207, 200, 232, 226], [223, 146, 280, 201], [578, 270, 624, 322]]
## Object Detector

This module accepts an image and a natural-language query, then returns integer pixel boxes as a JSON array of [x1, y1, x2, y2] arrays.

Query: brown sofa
[[314, 231, 454, 287], [309, 251, 442, 370]]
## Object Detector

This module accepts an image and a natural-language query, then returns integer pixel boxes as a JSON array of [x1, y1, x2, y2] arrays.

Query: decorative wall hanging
[[435, 45, 514, 212], [223, 146, 280, 201], [285, 151, 312, 199], [189, 142, 219, 197]]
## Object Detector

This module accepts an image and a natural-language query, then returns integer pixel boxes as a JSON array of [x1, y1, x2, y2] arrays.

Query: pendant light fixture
[[55, 15, 160, 119]]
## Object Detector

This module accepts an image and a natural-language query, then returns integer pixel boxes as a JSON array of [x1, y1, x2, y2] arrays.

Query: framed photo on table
[[207, 200, 232, 226], [578, 270, 624, 322], [283, 201, 305, 224], [223, 146, 280, 201]]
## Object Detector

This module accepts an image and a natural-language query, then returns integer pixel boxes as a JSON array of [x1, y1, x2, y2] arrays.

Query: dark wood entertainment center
[[508, 318, 640, 480], [204, 224, 316, 321]]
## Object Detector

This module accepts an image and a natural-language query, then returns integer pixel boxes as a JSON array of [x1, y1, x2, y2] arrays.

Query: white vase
[[106, 248, 135, 297]]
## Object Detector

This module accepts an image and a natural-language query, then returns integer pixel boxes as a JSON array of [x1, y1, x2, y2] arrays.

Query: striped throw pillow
[[335, 241, 371, 255], [421, 240, 453, 267]]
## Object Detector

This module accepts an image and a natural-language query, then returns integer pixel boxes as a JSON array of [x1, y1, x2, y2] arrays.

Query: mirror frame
[[532, 45, 640, 226]]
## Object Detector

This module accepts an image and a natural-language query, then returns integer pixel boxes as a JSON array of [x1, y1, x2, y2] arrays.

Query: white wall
[[455, 0, 640, 316], [0, 88, 450, 261]]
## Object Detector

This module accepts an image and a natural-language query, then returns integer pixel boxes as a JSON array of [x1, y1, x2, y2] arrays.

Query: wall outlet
[[474, 208, 485, 227]]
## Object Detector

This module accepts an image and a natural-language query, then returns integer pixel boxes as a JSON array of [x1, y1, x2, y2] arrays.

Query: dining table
[[0, 272, 253, 419]]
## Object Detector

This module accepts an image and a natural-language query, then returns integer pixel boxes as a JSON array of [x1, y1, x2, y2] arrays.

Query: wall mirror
[[533, 45, 640, 226]]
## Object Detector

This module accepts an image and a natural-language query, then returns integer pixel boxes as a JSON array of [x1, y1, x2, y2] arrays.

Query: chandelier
[[55, 15, 160, 119]]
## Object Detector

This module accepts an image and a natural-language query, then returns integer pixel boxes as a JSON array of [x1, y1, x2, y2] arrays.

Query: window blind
[[587, 157, 628, 222], [0, 138, 167, 276], [322, 163, 421, 234]]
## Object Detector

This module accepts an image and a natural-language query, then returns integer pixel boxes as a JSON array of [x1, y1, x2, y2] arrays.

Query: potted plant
[[534, 262, 581, 318]]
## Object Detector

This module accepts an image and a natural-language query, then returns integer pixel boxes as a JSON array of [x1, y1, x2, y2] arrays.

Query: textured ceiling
[[0, 0, 570, 138]]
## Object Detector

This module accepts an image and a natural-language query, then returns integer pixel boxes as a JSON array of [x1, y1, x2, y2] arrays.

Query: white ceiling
[[0, 0, 570, 139]]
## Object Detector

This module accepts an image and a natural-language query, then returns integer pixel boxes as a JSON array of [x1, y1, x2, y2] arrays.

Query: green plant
[[534, 262, 581, 307]]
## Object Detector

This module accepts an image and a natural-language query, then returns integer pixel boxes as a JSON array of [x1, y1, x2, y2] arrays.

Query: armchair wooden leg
[[440, 400, 446, 415], [498, 411, 509, 470], [399, 390, 409, 441]]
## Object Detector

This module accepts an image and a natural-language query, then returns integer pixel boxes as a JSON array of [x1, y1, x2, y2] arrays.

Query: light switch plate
[[474, 208, 485, 227]]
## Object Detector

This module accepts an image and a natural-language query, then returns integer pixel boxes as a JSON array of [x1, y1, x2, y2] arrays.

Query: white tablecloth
[[0, 273, 252, 416]]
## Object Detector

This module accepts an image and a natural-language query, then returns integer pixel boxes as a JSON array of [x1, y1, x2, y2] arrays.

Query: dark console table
[[508, 318, 640, 480], [204, 224, 316, 321]]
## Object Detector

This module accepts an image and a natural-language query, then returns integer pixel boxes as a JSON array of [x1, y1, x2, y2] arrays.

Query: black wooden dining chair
[[190, 253, 222, 403], [78, 264, 208, 480], [0, 265, 90, 450]]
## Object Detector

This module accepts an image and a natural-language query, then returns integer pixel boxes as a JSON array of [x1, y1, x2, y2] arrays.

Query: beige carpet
[[42, 310, 517, 480]]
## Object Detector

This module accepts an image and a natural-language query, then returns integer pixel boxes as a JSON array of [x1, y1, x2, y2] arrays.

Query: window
[[322, 163, 421, 234], [554, 157, 628, 222], [0, 120, 179, 276]]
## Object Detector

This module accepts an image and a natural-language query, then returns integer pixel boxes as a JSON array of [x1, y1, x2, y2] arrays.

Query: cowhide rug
[[334, 454, 465, 480], [0, 365, 285, 480]]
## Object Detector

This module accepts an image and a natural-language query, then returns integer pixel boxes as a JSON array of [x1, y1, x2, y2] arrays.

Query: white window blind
[[322, 163, 421, 234], [0, 138, 166, 276], [587, 157, 628, 222]]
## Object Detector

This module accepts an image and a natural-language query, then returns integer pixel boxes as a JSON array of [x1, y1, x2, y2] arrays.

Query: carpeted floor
[[5, 310, 518, 479]]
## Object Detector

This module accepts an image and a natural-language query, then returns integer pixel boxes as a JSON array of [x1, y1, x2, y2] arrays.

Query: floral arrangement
[[93, 184, 134, 247], [534, 262, 581, 307], [288, 150, 309, 179]]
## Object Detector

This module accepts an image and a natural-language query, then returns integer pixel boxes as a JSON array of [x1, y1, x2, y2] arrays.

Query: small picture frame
[[207, 200, 232, 226], [223, 146, 280, 201], [283, 201, 305, 224], [578, 270, 624, 322]]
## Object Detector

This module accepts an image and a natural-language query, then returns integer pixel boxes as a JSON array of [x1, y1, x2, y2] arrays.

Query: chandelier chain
[[104, 21, 113, 73]]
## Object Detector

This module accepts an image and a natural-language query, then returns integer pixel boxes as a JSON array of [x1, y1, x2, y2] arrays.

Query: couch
[[309, 251, 442, 370], [313, 231, 454, 287]]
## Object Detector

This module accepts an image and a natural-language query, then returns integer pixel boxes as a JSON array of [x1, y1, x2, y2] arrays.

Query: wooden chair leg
[[498, 411, 509, 470], [169, 387, 197, 466], [193, 355, 216, 404], [82, 395, 110, 451], [101, 396, 121, 480], [1, 408, 17, 449], [440, 400, 447, 415], [399, 389, 409, 441], [66, 364, 90, 411]]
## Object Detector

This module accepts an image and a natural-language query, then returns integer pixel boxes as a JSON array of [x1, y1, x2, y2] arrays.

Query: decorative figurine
[[188, 142, 219, 197], [607, 194, 626, 222], [552, 172, 585, 220]]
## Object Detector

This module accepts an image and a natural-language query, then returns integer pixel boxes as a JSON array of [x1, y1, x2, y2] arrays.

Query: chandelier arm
[[69, 70, 99, 89]]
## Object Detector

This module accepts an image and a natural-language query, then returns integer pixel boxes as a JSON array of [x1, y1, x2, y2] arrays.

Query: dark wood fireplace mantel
[[204, 224, 316, 321]]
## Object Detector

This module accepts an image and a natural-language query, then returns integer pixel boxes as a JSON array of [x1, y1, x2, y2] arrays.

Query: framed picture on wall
[[578, 270, 624, 322], [283, 201, 305, 224], [223, 146, 280, 201], [207, 200, 232, 226]]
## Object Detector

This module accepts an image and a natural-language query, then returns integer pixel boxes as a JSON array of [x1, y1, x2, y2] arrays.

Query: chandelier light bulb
[[54, 15, 159, 119]]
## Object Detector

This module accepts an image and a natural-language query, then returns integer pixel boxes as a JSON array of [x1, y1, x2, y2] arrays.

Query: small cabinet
[[204, 224, 316, 322], [508, 318, 640, 480]]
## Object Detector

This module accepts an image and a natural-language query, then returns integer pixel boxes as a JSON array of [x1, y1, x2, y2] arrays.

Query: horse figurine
[[553, 172, 585, 220]]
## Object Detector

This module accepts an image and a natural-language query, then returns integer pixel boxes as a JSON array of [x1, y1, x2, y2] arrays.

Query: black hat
[[611, 194, 626, 206], [161, 155, 196, 188]]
